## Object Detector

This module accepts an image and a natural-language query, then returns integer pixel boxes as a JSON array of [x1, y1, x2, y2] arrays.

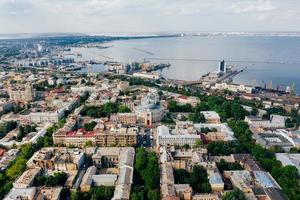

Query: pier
[[163, 66, 247, 87]]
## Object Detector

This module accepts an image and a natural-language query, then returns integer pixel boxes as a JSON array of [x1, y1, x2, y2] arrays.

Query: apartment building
[[53, 127, 138, 148], [7, 82, 35, 103]]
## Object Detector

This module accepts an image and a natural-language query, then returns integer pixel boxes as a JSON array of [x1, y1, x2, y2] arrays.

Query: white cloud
[[227, 0, 276, 14], [0, 0, 33, 15], [0, 0, 299, 33]]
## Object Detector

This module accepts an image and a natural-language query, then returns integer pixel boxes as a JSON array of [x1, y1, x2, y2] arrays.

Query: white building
[[276, 153, 300, 175], [108, 63, 128, 74], [213, 83, 253, 94], [157, 125, 200, 146], [194, 123, 236, 141], [245, 114, 287, 129], [4, 187, 36, 200], [25, 110, 65, 123], [201, 111, 221, 124], [133, 72, 161, 80], [175, 95, 200, 107], [253, 170, 281, 189], [134, 90, 164, 126]]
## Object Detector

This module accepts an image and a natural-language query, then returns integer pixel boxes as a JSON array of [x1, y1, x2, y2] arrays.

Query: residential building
[[133, 72, 161, 80], [4, 187, 36, 200], [209, 172, 224, 192], [175, 96, 200, 107], [53, 126, 138, 147], [13, 167, 41, 189], [36, 187, 62, 200], [223, 170, 253, 193], [80, 166, 97, 192], [7, 82, 35, 103], [114, 113, 137, 125], [275, 153, 300, 175], [174, 184, 192, 200], [192, 194, 220, 200], [27, 148, 85, 171], [213, 83, 253, 94], [245, 114, 287, 129], [157, 125, 200, 146], [25, 110, 65, 123], [200, 111, 221, 124], [194, 123, 236, 142]]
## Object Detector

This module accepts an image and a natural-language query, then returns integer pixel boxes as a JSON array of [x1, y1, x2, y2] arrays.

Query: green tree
[[183, 144, 190, 150], [194, 138, 203, 148], [6, 158, 27, 180], [217, 159, 243, 173], [174, 169, 190, 184], [118, 105, 131, 113], [190, 165, 211, 193], [143, 152, 160, 191], [135, 148, 148, 171], [131, 192, 144, 200], [147, 189, 160, 200], [84, 121, 97, 131], [223, 188, 246, 200]]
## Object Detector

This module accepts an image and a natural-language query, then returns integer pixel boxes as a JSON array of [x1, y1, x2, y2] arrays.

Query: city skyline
[[0, 0, 300, 34]]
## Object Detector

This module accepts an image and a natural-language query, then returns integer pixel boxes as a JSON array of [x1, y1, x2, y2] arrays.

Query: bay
[[72, 36, 300, 93]]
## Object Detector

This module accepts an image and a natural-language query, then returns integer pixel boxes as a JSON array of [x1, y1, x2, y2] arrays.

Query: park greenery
[[131, 148, 160, 200], [80, 102, 131, 118], [187, 112, 206, 123], [197, 96, 247, 121], [83, 121, 97, 131], [168, 100, 194, 113], [173, 166, 211, 193], [34, 172, 68, 187], [167, 96, 248, 123], [161, 112, 175, 125], [0, 121, 18, 139], [71, 186, 115, 200], [223, 188, 246, 200], [216, 159, 243, 173], [16, 124, 37, 142], [0, 144, 35, 199]]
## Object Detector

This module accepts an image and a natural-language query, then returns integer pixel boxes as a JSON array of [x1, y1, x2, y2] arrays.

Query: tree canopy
[[131, 148, 160, 200], [223, 188, 246, 200], [80, 102, 131, 118]]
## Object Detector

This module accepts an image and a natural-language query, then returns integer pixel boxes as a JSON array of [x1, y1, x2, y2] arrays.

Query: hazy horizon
[[0, 0, 300, 34]]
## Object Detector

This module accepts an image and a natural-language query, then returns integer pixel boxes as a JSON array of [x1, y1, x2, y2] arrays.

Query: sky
[[0, 0, 299, 34]]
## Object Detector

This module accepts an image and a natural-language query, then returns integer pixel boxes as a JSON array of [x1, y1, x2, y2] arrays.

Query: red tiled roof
[[178, 95, 188, 100], [50, 88, 65, 93], [0, 149, 6, 157]]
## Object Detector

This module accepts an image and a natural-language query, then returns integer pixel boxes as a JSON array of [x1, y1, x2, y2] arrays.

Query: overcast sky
[[0, 0, 299, 34]]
